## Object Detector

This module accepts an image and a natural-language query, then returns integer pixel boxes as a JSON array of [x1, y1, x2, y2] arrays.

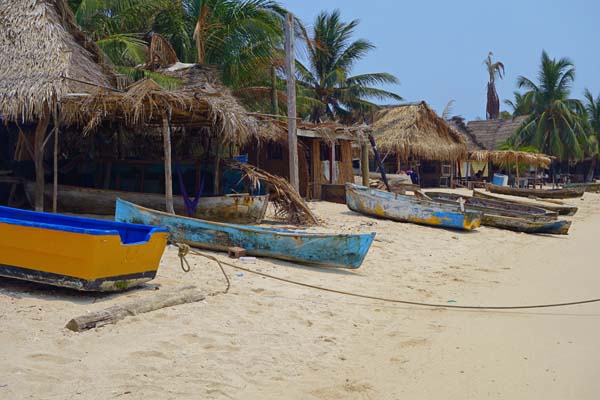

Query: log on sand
[[66, 286, 205, 332]]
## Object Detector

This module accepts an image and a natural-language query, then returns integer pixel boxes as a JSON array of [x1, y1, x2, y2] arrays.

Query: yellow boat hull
[[0, 221, 168, 291]]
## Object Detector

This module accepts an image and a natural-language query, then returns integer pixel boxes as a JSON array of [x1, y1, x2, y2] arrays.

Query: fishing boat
[[345, 184, 481, 231], [115, 199, 375, 269], [486, 183, 585, 199], [0, 206, 168, 291], [564, 182, 600, 193], [473, 189, 578, 216], [423, 192, 570, 234], [25, 182, 269, 224]]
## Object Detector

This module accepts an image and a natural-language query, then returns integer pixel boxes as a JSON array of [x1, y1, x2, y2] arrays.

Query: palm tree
[[485, 52, 505, 120], [297, 10, 401, 123], [583, 89, 600, 180], [504, 91, 532, 116], [508, 51, 590, 161]]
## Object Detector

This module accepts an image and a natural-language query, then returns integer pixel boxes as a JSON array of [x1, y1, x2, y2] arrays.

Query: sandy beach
[[1, 189, 599, 399]]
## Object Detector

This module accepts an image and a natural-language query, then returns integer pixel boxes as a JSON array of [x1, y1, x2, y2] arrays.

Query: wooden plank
[[284, 13, 299, 191], [65, 287, 205, 332], [162, 116, 175, 214]]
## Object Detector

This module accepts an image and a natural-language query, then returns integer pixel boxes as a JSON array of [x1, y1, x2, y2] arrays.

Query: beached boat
[[115, 199, 375, 269], [0, 206, 167, 291], [25, 182, 268, 224], [564, 182, 600, 193], [423, 192, 570, 234], [486, 183, 585, 199], [345, 184, 481, 231], [473, 189, 578, 216]]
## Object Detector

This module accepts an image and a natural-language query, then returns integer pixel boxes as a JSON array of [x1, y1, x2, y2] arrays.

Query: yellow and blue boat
[[0, 206, 168, 291]]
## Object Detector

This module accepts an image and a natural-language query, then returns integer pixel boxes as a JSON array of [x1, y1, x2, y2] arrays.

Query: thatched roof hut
[[462, 116, 528, 150], [469, 150, 553, 169], [372, 102, 467, 161], [0, 0, 116, 123]]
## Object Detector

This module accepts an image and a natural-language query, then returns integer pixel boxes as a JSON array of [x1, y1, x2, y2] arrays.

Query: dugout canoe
[[345, 184, 481, 231], [0, 206, 167, 291], [25, 182, 268, 224], [473, 189, 578, 216], [486, 183, 585, 199], [422, 192, 570, 234], [564, 182, 600, 193], [115, 199, 375, 269]]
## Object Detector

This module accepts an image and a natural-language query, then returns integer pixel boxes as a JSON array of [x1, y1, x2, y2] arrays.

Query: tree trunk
[[34, 112, 50, 211], [162, 116, 175, 214], [284, 13, 299, 191]]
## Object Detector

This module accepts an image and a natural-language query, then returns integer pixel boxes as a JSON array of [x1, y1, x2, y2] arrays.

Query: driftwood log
[[65, 286, 205, 332]]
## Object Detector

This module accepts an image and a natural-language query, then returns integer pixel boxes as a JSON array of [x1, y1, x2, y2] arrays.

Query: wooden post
[[284, 13, 299, 191], [329, 143, 335, 183], [162, 116, 175, 214], [368, 134, 390, 191], [361, 142, 369, 187], [214, 140, 221, 195], [271, 64, 279, 116], [34, 111, 50, 211], [52, 109, 59, 213]]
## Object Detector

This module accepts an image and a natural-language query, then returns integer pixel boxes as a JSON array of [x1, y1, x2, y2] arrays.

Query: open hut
[[372, 102, 467, 187], [0, 0, 118, 210]]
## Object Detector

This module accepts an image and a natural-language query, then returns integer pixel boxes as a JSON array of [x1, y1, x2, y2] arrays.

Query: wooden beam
[[162, 116, 175, 214], [52, 109, 59, 213], [361, 143, 370, 187], [34, 110, 50, 211], [65, 286, 205, 332], [284, 13, 299, 191]]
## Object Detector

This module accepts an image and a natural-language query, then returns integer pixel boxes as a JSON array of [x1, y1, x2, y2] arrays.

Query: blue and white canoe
[[345, 183, 481, 231], [115, 199, 376, 269]]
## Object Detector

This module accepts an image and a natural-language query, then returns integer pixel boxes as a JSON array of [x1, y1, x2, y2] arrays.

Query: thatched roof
[[372, 102, 467, 161], [469, 150, 553, 168], [0, 0, 115, 123], [464, 116, 528, 150], [447, 116, 486, 151]]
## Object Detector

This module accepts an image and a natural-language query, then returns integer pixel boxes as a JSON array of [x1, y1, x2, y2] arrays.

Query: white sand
[[1, 190, 599, 399]]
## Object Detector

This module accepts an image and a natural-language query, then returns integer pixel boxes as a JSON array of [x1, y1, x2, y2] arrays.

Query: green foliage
[[507, 51, 591, 161], [297, 10, 402, 123]]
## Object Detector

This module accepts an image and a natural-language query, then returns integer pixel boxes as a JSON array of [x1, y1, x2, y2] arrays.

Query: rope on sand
[[174, 243, 600, 311]]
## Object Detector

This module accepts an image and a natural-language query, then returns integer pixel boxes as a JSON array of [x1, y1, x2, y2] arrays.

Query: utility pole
[[284, 13, 299, 191]]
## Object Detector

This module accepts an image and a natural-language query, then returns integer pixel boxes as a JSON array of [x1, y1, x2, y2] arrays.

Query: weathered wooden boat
[[422, 192, 570, 234], [486, 183, 585, 199], [564, 182, 600, 193], [0, 206, 168, 291], [423, 192, 557, 220], [115, 199, 376, 269], [473, 189, 578, 216], [25, 182, 269, 224], [345, 184, 481, 231]]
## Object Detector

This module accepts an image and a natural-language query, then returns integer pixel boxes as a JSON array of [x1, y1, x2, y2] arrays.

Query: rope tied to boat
[[173, 243, 600, 311], [174, 243, 230, 294]]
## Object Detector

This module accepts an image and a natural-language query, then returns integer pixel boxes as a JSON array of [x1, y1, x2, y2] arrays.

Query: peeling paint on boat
[[345, 184, 481, 231]]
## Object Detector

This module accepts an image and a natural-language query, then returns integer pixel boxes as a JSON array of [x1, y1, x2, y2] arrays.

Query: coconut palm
[[485, 52, 505, 120], [583, 89, 600, 179], [296, 10, 402, 123], [504, 91, 533, 116], [508, 51, 590, 161]]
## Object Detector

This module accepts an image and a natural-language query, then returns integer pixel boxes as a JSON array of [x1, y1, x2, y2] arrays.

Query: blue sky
[[279, 0, 600, 120]]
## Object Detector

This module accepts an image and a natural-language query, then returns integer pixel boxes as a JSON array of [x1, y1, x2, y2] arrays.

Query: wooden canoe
[[486, 183, 585, 199], [115, 199, 376, 269], [564, 182, 600, 193], [25, 182, 269, 224], [423, 192, 570, 234], [345, 184, 481, 231], [423, 192, 557, 220], [473, 189, 578, 216], [0, 206, 167, 291]]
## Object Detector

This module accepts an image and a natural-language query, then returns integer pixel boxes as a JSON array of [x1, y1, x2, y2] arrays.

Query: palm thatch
[[0, 0, 115, 123], [469, 150, 553, 168], [372, 102, 467, 161]]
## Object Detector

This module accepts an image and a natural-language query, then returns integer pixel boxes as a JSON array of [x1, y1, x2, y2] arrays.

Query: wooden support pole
[[368, 134, 390, 191], [284, 13, 299, 191], [214, 140, 221, 195], [162, 116, 175, 214], [329, 143, 335, 183], [34, 111, 50, 211], [52, 109, 59, 213], [65, 286, 205, 332], [361, 142, 369, 187]]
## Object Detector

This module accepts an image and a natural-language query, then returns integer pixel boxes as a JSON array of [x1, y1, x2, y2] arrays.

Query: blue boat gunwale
[[116, 198, 376, 240], [0, 205, 168, 246]]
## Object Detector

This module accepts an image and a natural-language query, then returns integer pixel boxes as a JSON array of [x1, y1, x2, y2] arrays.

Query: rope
[[175, 244, 230, 294], [175, 243, 600, 310]]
